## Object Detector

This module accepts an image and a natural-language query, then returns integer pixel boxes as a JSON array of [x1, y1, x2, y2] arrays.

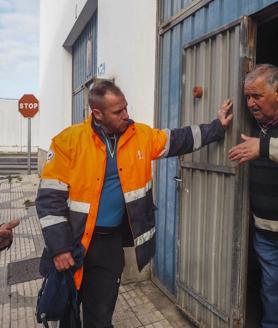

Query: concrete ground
[[0, 175, 192, 328]]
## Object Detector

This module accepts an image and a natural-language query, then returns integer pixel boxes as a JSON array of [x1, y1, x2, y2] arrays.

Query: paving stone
[[145, 320, 174, 328], [113, 316, 142, 328], [7, 257, 42, 285], [113, 308, 135, 322], [123, 289, 149, 307], [137, 310, 164, 325], [131, 302, 156, 315], [120, 283, 137, 293], [0, 175, 193, 328]]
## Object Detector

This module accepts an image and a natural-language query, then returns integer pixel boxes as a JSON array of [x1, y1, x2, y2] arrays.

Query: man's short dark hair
[[88, 80, 124, 111], [245, 64, 278, 89]]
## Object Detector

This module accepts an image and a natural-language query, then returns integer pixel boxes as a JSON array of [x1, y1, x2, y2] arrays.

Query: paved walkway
[[0, 175, 191, 328]]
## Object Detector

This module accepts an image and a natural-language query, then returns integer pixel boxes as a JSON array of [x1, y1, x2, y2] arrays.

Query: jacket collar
[[84, 114, 136, 151], [84, 114, 136, 147]]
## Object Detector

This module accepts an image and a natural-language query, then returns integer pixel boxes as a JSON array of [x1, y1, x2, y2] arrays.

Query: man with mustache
[[229, 64, 278, 328]]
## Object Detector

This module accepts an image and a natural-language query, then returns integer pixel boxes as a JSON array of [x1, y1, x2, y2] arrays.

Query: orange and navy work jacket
[[36, 114, 225, 289]]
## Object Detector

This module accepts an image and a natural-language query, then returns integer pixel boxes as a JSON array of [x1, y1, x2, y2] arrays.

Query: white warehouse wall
[[39, 0, 87, 151], [96, 0, 157, 283], [39, 0, 157, 152], [0, 99, 39, 152], [97, 0, 157, 126]]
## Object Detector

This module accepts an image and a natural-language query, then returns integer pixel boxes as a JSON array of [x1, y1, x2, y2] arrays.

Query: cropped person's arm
[[0, 219, 20, 251]]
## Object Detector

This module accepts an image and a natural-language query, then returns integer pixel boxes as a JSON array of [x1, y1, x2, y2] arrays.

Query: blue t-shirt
[[96, 131, 125, 227]]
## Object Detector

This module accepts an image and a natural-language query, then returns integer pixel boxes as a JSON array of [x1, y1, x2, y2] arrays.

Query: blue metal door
[[72, 13, 97, 124], [153, 24, 183, 294]]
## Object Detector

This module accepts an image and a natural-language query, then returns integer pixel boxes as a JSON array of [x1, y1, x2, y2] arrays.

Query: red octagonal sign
[[18, 94, 39, 118]]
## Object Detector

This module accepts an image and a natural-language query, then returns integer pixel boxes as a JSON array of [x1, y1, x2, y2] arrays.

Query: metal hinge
[[231, 308, 244, 328], [243, 56, 253, 74]]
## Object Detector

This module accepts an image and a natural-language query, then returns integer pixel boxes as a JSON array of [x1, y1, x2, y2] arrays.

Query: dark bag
[[36, 268, 80, 328]]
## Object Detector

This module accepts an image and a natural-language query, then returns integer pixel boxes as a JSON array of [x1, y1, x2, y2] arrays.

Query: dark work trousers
[[80, 228, 124, 328]]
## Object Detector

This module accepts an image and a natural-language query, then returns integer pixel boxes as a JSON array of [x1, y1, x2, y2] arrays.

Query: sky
[[0, 0, 39, 99]]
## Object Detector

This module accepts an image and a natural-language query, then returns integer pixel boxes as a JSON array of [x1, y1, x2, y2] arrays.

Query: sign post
[[18, 94, 39, 175], [27, 118, 31, 174]]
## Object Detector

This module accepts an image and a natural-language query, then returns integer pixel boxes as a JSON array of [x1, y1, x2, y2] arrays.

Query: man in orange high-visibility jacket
[[36, 80, 233, 328]]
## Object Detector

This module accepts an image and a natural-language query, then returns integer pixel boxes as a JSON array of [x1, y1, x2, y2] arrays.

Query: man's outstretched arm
[[162, 99, 233, 158]]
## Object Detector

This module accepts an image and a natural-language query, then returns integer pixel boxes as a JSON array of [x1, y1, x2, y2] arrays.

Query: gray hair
[[245, 64, 278, 89], [88, 80, 124, 111]]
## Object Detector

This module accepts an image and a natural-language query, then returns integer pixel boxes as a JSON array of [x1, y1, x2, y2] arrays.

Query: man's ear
[[92, 108, 103, 121]]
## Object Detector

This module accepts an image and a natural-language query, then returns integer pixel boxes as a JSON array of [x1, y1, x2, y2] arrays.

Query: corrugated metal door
[[176, 17, 256, 327]]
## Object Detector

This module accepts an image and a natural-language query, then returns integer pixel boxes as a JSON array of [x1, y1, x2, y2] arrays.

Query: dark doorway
[[246, 12, 278, 328], [256, 16, 278, 66]]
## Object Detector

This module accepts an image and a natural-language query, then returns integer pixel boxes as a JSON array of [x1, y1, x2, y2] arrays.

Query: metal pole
[[27, 118, 31, 175]]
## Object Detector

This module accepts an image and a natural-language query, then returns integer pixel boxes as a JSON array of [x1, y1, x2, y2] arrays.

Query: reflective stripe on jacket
[[36, 114, 225, 289]]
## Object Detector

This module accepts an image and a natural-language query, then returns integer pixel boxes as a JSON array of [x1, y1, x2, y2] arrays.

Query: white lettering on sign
[[97, 62, 106, 76], [19, 103, 39, 110]]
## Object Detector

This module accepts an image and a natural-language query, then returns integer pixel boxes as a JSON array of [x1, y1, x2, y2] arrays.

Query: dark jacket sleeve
[[260, 136, 270, 158], [36, 181, 73, 258], [166, 119, 225, 157], [35, 130, 74, 258]]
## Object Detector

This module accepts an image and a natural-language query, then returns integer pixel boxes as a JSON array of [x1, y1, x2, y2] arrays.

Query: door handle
[[173, 176, 182, 191]]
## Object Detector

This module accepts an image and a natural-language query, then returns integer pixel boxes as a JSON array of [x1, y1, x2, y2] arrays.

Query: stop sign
[[18, 94, 39, 118]]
